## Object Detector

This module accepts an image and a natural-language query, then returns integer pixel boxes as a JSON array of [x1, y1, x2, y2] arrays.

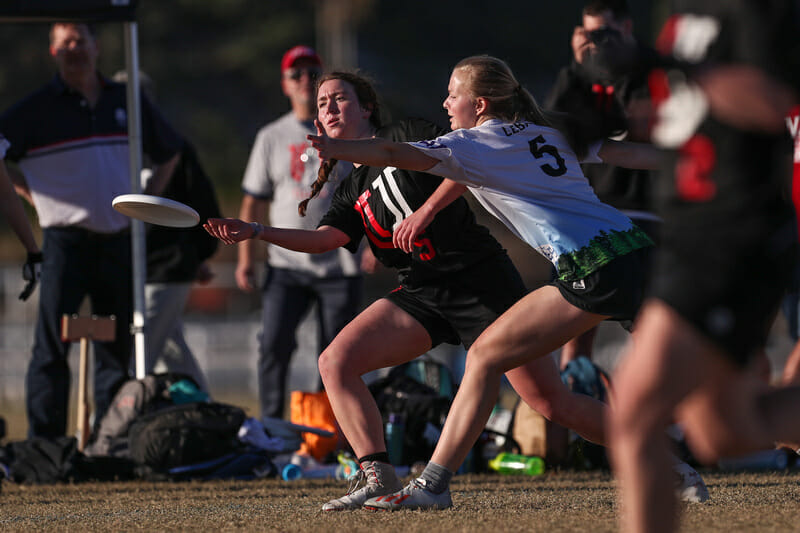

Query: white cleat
[[364, 477, 453, 511], [321, 461, 402, 511], [674, 461, 710, 503]]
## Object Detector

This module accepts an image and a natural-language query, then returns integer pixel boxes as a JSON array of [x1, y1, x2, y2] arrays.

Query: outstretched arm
[[308, 119, 439, 171], [204, 218, 350, 253], [597, 139, 665, 170], [393, 179, 467, 252]]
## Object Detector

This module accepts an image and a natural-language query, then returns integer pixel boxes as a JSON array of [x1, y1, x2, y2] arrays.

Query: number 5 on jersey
[[529, 134, 567, 177]]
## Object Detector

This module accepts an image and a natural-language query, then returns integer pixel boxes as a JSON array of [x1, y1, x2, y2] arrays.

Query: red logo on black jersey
[[676, 134, 716, 202], [354, 179, 437, 261], [355, 189, 394, 249]]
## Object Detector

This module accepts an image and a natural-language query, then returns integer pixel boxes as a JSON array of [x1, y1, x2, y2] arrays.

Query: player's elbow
[[312, 226, 349, 253]]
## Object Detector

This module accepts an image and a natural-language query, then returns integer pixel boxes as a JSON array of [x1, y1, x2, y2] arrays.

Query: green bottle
[[488, 452, 545, 476]]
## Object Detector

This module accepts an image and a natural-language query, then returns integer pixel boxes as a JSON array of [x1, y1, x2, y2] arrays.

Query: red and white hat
[[281, 45, 322, 73]]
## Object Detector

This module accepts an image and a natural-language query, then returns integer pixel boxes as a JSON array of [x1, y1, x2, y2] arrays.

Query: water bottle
[[337, 452, 360, 480], [281, 463, 303, 481], [281, 462, 353, 480], [488, 452, 545, 476], [385, 413, 405, 465]]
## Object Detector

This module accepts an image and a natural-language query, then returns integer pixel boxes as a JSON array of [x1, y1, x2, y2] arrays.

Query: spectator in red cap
[[280, 45, 322, 74], [236, 45, 366, 420]]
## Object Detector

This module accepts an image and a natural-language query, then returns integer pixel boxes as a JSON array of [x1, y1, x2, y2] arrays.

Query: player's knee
[[317, 348, 342, 385], [610, 386, 652, 439], [532, 399, 559, 421], [523, 384, 569, 422], [465, 336, 505, 376]]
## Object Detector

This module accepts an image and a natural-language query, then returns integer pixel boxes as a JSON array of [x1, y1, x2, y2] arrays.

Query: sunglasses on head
[[285, 67, 321, 81]]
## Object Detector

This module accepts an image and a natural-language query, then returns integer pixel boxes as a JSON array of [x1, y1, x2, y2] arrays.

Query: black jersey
[[652, 0, 800, 229], [319, 118, 509, 287], [648, 0, 800, 361]]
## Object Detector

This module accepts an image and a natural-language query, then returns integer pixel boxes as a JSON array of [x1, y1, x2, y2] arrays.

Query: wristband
[[249, 222, 263, 240]]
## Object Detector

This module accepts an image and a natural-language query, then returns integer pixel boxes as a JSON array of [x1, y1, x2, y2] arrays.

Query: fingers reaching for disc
[[204, 217, 254, 244]]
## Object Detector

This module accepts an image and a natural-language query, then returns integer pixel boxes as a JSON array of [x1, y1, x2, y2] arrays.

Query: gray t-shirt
[[241, 112, 361, 277]]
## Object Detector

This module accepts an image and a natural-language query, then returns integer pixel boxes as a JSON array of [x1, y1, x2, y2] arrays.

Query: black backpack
[[127, 402, 247, 471], [368, 359, 456, 466], [1, 436, 136, 484], [84, 373, 201, 458]]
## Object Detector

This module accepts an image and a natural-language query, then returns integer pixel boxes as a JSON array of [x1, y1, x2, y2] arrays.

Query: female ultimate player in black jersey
[[206, 72, 609, 511], [608, 1, 800, 532]]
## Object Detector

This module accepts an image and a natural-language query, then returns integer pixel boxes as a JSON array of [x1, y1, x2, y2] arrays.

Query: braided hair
[[298, 71, 383, 216]]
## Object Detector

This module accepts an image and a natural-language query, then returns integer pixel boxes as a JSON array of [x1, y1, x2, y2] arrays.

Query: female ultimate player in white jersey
[[208, 71, 558, 510], [306, 55, 706, 509]]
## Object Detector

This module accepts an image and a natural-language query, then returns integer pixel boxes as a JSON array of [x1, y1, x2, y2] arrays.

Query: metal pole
[[315, 0, 358, 69], [123, 21, 147, 379]]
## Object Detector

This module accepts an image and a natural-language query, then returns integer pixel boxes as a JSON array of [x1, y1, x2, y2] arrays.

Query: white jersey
[[409, 119, 652, 280]]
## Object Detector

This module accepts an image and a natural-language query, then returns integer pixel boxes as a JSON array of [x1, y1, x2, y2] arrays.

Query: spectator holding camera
[[545, 0, 658, 368]]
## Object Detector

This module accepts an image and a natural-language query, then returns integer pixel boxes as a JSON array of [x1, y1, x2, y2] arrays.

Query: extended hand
[[393, 209, 434, 253], [307, 119, 336, 161], [204, 218, 256, 244]]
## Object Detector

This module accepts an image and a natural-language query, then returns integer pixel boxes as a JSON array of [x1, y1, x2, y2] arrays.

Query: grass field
[[3, 470, 800, 532]]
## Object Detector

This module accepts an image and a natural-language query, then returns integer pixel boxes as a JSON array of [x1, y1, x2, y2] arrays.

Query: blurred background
[[0, 0, 660, 207], [0, 1, 791, 439]]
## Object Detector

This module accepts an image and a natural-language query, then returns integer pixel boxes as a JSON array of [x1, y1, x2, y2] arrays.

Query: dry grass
[[2, 470, 800, 532]]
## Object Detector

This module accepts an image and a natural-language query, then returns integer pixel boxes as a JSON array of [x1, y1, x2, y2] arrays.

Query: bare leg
[[318, 299, 432, 458], [610, 301, 704, 533], [610, 300, 800, 533], [507, 353, 608, 445], [678, 367, 800, 461], [559, 327, 598, 369], [431, 286, 606, 471]]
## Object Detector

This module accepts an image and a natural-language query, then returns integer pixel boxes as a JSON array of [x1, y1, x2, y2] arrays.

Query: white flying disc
[[112, 194, 200, 228]]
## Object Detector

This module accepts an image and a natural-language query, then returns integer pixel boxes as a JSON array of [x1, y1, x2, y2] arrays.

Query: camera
[[586, 26, 622, 46]]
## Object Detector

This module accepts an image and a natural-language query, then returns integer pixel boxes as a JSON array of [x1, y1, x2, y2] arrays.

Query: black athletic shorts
[[551, 246, 650, 327], [385, 254, 528, 349], [650, 213, 797, 367]]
